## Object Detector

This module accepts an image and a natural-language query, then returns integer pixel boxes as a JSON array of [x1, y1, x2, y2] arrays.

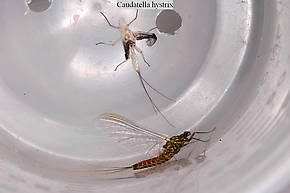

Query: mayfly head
[[183, 131, 191, 138], [119, 18, 128, 31]]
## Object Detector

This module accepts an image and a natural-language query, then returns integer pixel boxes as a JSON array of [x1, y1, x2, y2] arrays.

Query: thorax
[[163, 139, 184, 154], [121, 28, 137, 44]]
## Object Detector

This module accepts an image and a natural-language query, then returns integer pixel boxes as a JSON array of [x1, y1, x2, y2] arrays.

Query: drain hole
[[26, 0, 52, 12], [156, 10, 182, 35]]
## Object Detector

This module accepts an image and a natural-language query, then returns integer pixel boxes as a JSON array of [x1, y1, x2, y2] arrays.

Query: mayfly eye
[[184, 131, 191, 136]]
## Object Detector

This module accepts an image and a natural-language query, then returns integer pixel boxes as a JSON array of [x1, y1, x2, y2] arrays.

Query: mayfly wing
[[136, 32, 157, 47], [122, 41, 131, 60], [95, 113, 168, 155], [98, 113, 168, 139]]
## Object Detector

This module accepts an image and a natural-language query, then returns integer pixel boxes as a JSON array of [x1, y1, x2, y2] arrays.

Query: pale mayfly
[[96, 113, 215, 171], [96, 10, 175, 126]]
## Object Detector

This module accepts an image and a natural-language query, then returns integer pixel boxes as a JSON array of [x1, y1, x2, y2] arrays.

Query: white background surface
[[0, 0, 289, 193]]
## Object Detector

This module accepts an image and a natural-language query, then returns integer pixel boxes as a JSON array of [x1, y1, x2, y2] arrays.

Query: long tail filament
[[137, 71, 175, 128]]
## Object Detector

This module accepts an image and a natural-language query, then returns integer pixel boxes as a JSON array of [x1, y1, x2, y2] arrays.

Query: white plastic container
[[0, 0, 289, 193]]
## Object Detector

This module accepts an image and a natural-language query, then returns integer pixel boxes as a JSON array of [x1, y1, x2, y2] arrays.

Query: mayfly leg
[[114, 59, 129, 71], [96, 12, 121, 46], [99, 12, 119, 29], [188, 127, 216, 144], [147, 26, 158, 33], [128, 9, 139, 26], [191, 138, 210, 143], [134, 45, 150, 67], [96, 37, 122, 46], [193, 127, 217, 134]]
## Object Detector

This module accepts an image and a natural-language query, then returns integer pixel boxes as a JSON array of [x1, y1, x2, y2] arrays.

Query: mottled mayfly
[[96, 113, 215, 171], [96, 10, 174, 126]]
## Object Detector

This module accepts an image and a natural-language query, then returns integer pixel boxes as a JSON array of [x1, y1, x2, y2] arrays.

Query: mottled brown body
[[97, 113, 215, 172], [132, 131, 192, 170]]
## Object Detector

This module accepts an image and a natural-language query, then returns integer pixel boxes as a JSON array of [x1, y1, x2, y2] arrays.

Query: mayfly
[[96, 10, 174, 126], [96, 113, 215, 171]]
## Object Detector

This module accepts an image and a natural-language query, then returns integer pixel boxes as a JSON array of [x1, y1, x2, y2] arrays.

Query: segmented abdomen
[[131, 154, 174, 170]]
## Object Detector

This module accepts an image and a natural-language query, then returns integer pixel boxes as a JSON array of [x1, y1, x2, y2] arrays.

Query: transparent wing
[[95, 113, 168, 157]]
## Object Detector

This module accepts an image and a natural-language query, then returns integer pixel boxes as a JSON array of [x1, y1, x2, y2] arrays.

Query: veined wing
[[95, 113, 168, 156]]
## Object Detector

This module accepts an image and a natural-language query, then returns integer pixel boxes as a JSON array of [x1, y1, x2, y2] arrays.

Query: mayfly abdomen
[[132, 155, 170, 170]]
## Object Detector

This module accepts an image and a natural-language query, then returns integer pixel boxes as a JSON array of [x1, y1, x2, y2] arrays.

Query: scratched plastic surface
[[0, 0, 290, 193]]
